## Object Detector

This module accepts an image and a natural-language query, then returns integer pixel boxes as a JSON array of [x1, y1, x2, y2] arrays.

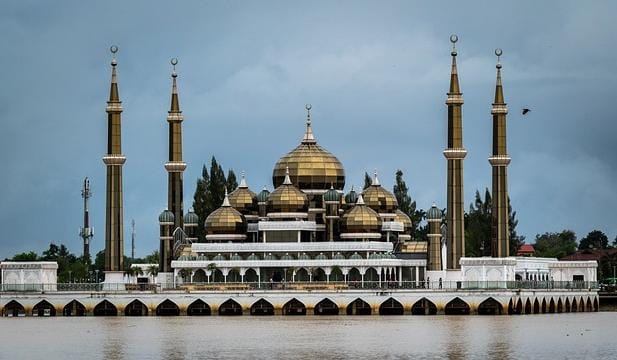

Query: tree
[[508, 198, 525, 255], [144, 250, 159, 264], [192, 157, 238, 241], [393, 169, 425, 241], [363, 172, 371, 190], [534, 230, 578, 259], [465, 190, 492, 257], [11, 251, 38, 261], [613, 235, 617, 248], [578, 230, 609, 250]]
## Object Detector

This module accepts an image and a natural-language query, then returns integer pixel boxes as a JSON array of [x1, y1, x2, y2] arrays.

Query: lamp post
[[95, 269, 99, 283]]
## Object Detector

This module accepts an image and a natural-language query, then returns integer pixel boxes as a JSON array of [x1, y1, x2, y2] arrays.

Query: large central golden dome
[[272, 107, 345, 190]]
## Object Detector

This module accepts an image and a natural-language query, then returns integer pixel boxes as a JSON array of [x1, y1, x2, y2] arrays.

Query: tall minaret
[[443, 35, 466, 269], [489, 49, 511, 258], [79, 177, 93, 260], [165, 58, 186, 231], [102, 46, 126, 274]]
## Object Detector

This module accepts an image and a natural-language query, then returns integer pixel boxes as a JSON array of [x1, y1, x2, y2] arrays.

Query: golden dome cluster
[[227, 173, 258, 217], [205, 190, 247, 238], [362, 171, 398, 213], [340, 194, 382, 233], [267, 167, 309, 214]]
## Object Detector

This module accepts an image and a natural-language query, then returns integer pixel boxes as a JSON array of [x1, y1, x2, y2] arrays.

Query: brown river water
[[0, 313, 614, 360]]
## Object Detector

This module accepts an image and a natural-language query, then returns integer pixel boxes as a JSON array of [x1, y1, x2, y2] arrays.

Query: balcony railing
[[0, 280, 598, 293]]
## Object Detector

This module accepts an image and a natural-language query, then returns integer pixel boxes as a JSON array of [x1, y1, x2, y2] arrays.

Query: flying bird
[[522, 108, 531, 115]]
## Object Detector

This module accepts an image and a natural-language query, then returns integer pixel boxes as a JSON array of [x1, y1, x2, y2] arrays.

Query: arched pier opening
[[283, 298, 306, 315], [314, 299, 339, 315], [445, 298, 470, 315], [156, 299, 180, 316], [379, 298, 404, 315], [477, 297, 503, 315], [2, 300, 25, 317], [125, 300, 148, 316], [187, 300, 211, 316], [411, 298, 437, 315], [219, 299, 242, 316], [63, 300, 86, 316], [32, 300, 56, 317], [250, 299, 274, 316], [93, 300, 117, 316], [346, 298, 372, 315]]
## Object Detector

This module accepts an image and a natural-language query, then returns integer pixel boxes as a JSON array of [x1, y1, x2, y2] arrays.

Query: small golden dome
[[363, 171, 398, 213], [395, 209, 412, 235], [205, 191, 247, 236], [272, 106, 345, 190], [340, 194, 382, 233], [267, 167, 309, 214], [228, 173, 257, 216]]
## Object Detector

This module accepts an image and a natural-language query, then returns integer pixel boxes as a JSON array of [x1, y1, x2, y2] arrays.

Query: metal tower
[[79, 177, 94, 259]]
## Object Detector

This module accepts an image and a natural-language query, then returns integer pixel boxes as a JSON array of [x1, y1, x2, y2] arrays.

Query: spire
[[239, 171, 248, 188], [283, 166, 292, 185], [494, 48, 505, 104], [372, 169, 380, 186], [448, 35, 460, 94], [109, 46, 120, 102], [302, 104, 316, 144], [222, 188, 231, 207], [169, 58, 181, 112], [356, 193, 365, 205]]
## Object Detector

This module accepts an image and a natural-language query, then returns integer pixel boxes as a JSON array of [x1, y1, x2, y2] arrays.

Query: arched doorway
[[593, 298, 599, 312], [314, 298, 339, 315], [541, 298, 547, 313], [379, 298, 404, 315], [2, 300, 25, 317], [219, 299, 242, 316], [187, 299, 211, 316], [125, 300, 148, 316], [245, 269, 258, 283], [250, 299, 274, 316], [571, 298, 578, 313], [228, 269, 241, 283], [348, 268, 362, 282], [330, 267, 344, 282], [565, 298, 571, 313], [557, 299, 563, 313], [478, 298, 503, 315], [312, 268, 327, 282], [213, 269, 225, 283], [365, 268, 379, 286], [295, 268, 309, 282], [524, 299, 532, 314], [579, 297, 585, 312], [533, 299, 540, 314], [32, 300, 56, 317], [193, 269, 207, 283], [445, 298, 470, 315], [93, 300, 117, 316], [63, 300, 86, 316], [346, 298, 372, 315], [283, 298, 306, 315], [156, 299, 180, 316], [411, 298, 437, 315], [586, 297, 593, 312], [548, 298, 556, 313]]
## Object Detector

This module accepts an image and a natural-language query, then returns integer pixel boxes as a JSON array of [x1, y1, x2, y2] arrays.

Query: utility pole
[[79, 177, 94, 260], [131, 219, 136, 261]]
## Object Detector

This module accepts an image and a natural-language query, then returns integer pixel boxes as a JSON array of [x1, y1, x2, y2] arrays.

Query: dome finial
[[108, 45, 120, 102], [302, 104, 316, 144], [222, 187, 231, 207], [372, 169, 380, 186], [283, 166, 293, 185], [171, 58, 178, 78], [169, 58, 181, 112], [239, 170, 248, 188], [494, 48, 505, 103], [450, 34, 458, 56], [110, 45, 118, 66], [356, 193, 365, 205]]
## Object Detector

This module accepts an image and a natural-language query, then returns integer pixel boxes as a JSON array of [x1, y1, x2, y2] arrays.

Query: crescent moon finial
[[450, 34, 458, 55], [110, 45, 118, 65], [171, 58, 178, 77], [495, 48, 503, 68], [305, 103, 312, 111]]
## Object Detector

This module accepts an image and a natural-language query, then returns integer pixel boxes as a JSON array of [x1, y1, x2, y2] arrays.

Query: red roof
[[518, 244, 535, 253], [561, 249, 617, 261]]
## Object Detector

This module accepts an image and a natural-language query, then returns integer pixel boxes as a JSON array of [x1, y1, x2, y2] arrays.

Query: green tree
[[578, 230, 609, 250], [363, 172, 371, 190], [534, 230, 578, 259], [465, 190, 492, 257], [508, 199, 525, 255], [193, 165, 210, 241], [393, 169, 425, 241], [144, 250, 159, 264], [11, 251, 39, 261], [226, 169, 238, 193]]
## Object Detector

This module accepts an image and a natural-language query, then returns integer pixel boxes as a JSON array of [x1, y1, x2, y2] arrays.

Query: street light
[[95, 269, 99, 283]]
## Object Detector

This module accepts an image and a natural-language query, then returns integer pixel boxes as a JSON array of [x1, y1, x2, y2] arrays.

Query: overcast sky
[[1, 1, 616, 259]]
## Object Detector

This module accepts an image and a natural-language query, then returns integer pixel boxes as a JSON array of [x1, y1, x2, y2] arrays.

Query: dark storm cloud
[[1, 1, 616, 258]]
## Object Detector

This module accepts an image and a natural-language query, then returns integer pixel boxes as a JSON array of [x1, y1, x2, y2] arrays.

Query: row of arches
[[188, 267, 404, 283], [1, 296, 599, 317], [507, 296, 599, 315]]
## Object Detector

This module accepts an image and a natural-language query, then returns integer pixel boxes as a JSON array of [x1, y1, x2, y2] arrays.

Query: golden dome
[[395, 209, 412, 235], [205, 191, 247, 237], [363, 171, 398, 213], [340, 194, 382, 233], [272, 106, 345, 190], [267, 167, 309, 214], [228, 173, 257, 216]]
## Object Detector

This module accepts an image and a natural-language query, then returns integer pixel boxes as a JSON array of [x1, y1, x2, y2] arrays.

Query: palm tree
[[206, 263, 217, 283], [147, 264, 159, 283]]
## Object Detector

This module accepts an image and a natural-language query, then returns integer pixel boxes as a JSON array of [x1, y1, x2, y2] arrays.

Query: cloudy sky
[[1, 1, 616, 259]]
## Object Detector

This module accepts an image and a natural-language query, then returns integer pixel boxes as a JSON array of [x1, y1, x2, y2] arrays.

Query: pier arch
[[187, 299, 211, 316], [565, 298, 571, 313], [63, 300, 86, 316], [314, 298, 339, 315], [593, 297, 599, 312], [571, 298, 578, 312], [379, 298, 404, 315], [32, 300, 56, 316], [218, 299, 242, 316], [283, 298, 306, 315], [411, 298, 437, 315], [2, 300, 25, 317], [557, 298, 563, 313], [477, 298, 503, 315], [125, 300, 148, 316], [250, 299, 274, 316], [508, 298, 523, 315], [445, 297, 470, 315], [156, 299, 180, 316], [533, 298, 540, 314], [548, 298, 556, 313], [586, 297, 592, 312], [93, 300, 117, 316], [346, 298, 371, 315], [524, 299, 532, 314]]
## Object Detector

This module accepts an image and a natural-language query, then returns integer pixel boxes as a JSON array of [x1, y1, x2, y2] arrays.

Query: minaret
[[426, 204, 443, 271], [102, 46, 126, 275], [443, 35, 466, 269], [165, 58, 186, 231], [79, 177, 93, 260], [489, 49, 511, 258]]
